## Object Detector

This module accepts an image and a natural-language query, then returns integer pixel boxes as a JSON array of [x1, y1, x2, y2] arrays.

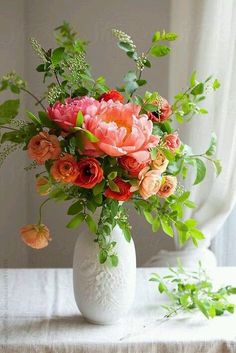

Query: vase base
[[84, 317, 123, 325]]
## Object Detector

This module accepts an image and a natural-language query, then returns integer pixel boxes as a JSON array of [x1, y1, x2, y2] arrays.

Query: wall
[[0, 0, 175, 267]]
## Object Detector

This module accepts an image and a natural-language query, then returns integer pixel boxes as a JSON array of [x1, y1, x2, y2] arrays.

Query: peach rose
[[119, 155, 149, 177], [36, 176, 51, 196], [20, 224, 51, 249], [51, 154, 79, 183], [164, 133, 181, 151], [152, 150, 169, 174], [157, 175, 177, 198], [28, 131, 61, 164], [134, 167, 162, 200]]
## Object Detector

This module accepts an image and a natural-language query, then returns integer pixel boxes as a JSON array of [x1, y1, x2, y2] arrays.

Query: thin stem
[[38, 198, 50, 225], [54, 70, 61, 86], [21, 88, 46, 111], [0, 126, 18, 131]]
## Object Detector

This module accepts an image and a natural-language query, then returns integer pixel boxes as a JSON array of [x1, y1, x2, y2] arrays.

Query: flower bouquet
[[0, 23, 221, 323]]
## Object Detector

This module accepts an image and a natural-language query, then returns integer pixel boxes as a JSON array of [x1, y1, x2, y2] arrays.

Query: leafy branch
[[150, 262, 236, 319]]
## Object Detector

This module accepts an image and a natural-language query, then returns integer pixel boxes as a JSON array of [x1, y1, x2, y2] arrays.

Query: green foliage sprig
[[150, 262, 236, 319]]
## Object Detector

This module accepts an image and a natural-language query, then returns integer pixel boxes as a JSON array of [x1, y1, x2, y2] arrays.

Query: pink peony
[[47, 97, 99, 131], [83, 100, 159, 162]]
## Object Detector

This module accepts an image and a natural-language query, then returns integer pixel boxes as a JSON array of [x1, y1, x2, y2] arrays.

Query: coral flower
[[47, 97, 99, 131], [20, 224, 51, 249], [74, 158, 103, 189], [36, 176, 51, 196], [119, 155, 149, 177], [51, 154, 79, 183], [104, 177, 132, 201], [83, 100, 159, 162], [158, 175, 177, 198], [99, 89, 124, 103], [28, 131, 61, 165], [164, 133, 181, 151]]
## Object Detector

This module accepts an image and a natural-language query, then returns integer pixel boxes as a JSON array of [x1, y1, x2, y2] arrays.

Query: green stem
[[38, 198, 50, 225], [21, 87, 46, 111]]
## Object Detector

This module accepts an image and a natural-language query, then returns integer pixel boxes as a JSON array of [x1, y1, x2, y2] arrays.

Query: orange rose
[[104, 177, 132, 201], [74, 158, 104, 189], [51, 154, 79, 183], [20, 224, 51, 249], [36, 176, 51, 196], [152, 150, 169, 174], [119, 156, 149, 177], [157, 175, 177, 198], [28, 131, 61, 165]]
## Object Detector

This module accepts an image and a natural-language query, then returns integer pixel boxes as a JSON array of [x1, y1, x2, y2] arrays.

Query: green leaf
[[117, 42, 134, 52], [150, 45, 171, 57], [162, 32, 178, 41], [86, 214, 97, 233], [144, 211, 153, 225], [152, 217, 160, 232], [99, 249, 108, 264], [84, 129, 99, 142], [110, 254, 118, 267], [205, 132, 217, 156], [123, 71, 137, 82], [212, 79, 220, 90], [76, 111, 84, 127], [152, 31, 161, 42], [193, 158, 206, 185], [67, 201, 83, 215], [160, 216, 174, 237], [108, 180, 120, 192], [66, 213, 85, 229], [26, 111, 41, 125], [191, 83, 204, 96], [184, 200, 196, 208], [107, 171, 118, 180], [184, 219, 197, 229], [190, 229, 205, 240], [195, 299, 209, 319], [0, 99, 20, 125], [178, 191, 190, 203], [93, 180, 105, 196], [51, 47, 65, 66], [38, 111, 57, 128], [213, 159, 222, 176], [144, 59, 151, 68], [190, 71, 197, 87]]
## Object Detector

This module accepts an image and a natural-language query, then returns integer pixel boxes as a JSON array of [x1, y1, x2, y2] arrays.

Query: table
[[0, 268, 236, 353]]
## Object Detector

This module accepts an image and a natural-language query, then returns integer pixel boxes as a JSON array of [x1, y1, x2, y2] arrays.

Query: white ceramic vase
[[73, 225, 136, 325]]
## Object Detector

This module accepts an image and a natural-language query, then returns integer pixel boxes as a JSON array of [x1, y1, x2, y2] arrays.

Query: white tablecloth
[[0, 268, 236, 353]]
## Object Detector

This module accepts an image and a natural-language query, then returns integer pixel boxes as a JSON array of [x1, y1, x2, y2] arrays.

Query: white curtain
[[147, 0, 236, 267]]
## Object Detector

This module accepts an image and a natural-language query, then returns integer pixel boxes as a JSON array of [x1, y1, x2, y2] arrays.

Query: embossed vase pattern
[[73, 225, 136, 324]]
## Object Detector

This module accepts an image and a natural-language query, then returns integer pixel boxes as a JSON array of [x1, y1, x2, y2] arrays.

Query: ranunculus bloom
[[74, 158, 103, 189], [99, 90, 124, 103], [28, 131, 61, 165], [157, 175, 177, 198], [47, 97, 99, 131], [51, 154, 79, 183], [119, 155, 149, 177], [36, 176, 51, 196], [147, 97, 172, 123], [83, 100, 159, 162], [20, 224, 51, 249], [152, 150, 169, 174], [137, 167, 162, 200], [104, 177, 132, 201], [164, 133, 181, 151]]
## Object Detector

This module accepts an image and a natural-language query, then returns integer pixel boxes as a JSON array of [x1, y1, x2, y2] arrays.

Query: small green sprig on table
[[150, 262, 236, 319]]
